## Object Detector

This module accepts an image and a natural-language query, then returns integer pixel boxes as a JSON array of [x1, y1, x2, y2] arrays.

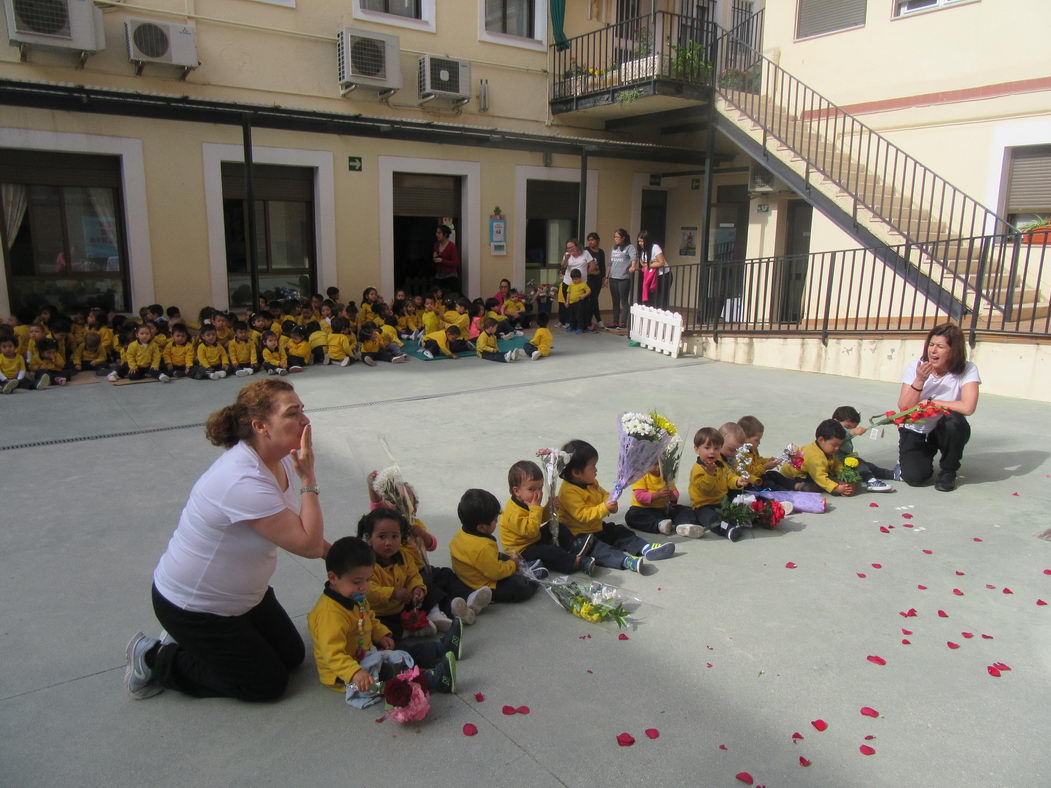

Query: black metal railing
[[641, 233, 1050, 345], [711, 21, 1016, 312], [550, 12, 718, 101]]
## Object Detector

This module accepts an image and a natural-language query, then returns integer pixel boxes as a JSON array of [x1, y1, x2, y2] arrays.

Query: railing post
[[821, 251, 837, 345], [968, 236, 990, 348], [1002, 233, 1022, 323]]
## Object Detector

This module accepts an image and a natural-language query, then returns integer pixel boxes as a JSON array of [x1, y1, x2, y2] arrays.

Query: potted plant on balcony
[[718, 62, 762, 93], [670, 40, 711, 82], [1019, 216, 1051, 245]]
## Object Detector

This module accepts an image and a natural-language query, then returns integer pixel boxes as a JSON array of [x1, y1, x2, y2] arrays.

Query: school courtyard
[[1, 332, 1049, 787]]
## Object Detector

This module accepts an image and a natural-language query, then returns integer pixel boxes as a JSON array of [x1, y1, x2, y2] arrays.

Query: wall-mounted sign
[[347, 156, 362, 172], [756, 203, 770, 214]]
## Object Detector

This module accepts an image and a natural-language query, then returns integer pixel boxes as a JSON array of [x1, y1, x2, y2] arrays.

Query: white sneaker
[[466, 587, 492, 616], [657, 518, 674, 535], [340, 357, 351, 367], [1, 379, 17, 394], [276, 368, 287, 376], [391, 354, 408, 363], [449, 597, 477, 625], [107, 371, 119, 383], [235, 368, 250, 377], [208, 371, 220, 380], [531, 350, 541, 360], [216, 370, 227, 379], [675, 523, 704, 539], [428, 606, 453, 632], [866, 479, 895, 493], [421, 349, 434, 360], [596, 320, 605, 329], [363, 356, 377, 366], [504, 351, 515, 362], [158, 373, 171, 383], [123, 631, 163, 700], [245, 368, 255, 375], [323, 353, 331, 365], [514, 329, 524, 337]]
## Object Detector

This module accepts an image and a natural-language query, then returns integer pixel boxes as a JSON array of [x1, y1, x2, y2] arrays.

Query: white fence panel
[[629, 304, 683, 358]]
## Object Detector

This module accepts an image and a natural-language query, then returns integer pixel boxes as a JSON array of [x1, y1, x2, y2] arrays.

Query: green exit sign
[[347, 156, 363, 172]]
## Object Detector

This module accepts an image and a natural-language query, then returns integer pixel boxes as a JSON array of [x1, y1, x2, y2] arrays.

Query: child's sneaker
[[449, 597, 476, 626], [575, 328, 584, 335], [53, 376, 67, 386], [323, 353, 331, 365], [866, 478, 894, 493], [421, 349, 434, 360], [1, 379, 17, 394], [503, 350, 516, 362], [726, 525, 744, 543], [640, 542, 674, 561], [265, 368, 276, 375], [657, 518, 674, 535], [123, 631, 163, 700], [235, 368, 251, 377], [276, 368, 287, 376], [530, 350, 541, 360], [675, 523, 704, 539], [391, 354, 408, 363], [580, 556, 597, 576], [622, 555, 646, 573], [106, 371, 119, 383], [427, 606, 453, 632], [525, 559, 549, 580], [37, 374, 50, 389], [216, 370, 227, 379], [363, 356, 377, 366], [574, 533, 596, 557], [424, 652, 457, 694], [892, 463, 902, 481], [340, 357, 351, 367], [158, 373, 171, 383], [440, 617, 464, 660], [466, 587, 492, 616]]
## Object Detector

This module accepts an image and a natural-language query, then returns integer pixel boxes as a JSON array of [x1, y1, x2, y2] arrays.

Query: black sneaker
[[575, 533, 596, 557], [581, 556, 597, 576], [726, 525, 744, 542], [440, 617, 464, 660], [935, 471, 957, 492], [424, 652, 457, 694]]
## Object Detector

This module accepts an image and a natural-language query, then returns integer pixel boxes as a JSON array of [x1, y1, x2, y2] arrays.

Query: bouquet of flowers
[[537, 575, 638, 628], [750, 497, 786, 529], [732, 442, 753, 478], [608, 411, 675, 503], [399, 605, 430, 634], [869, 402, 952, 428], [659, 434, 684, 490], [833, 455, 863, 485], [382, 665, 430, 723], [714, 493, 785, 530], [372, 464, 417, 520], [536, 447, 572, 542], [772, 443, 804, 471]]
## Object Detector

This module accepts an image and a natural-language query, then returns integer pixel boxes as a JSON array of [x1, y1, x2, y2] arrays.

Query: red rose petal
[[986, 584, 997, 589], [586, 669, 593, 674], [375, 716, 385, 723], [961, 632, 974, 639], [811, 719, 828, 732], [901, 628, 913, 635], [867, 655, 887, 665], [785, 562, 797, 569], [899, 608, 918, 617], [616, 732, 635, 747], [474, 692, 485, 702], [645, 728, 660, 739], [799, 756, 811, 767], [735, 773, 753, 785], [857, 573, 867, 578], [981, 634, 994, 639], [516, 706, 530, 714], [869, 502, 879, 507], [706, 662, 713, 668], [953, 589, 964, 596], [922, 549, 934, 555], [901, 639, 911, 645], [707, 645, 714, 650], [1012, 492, 1020, 496], [902, 513, 913, 519], [973, 537, 983, 542], [720, 744, 729, 750], [938, 610, 949, 617], [988, 666, 1002, 677], [864, 735, 876, 741], [902, 522, 914, 528], [618, 633, 630, 640], [502, 705, 517, 715], [1038, 600, 1048, 606], [860, 745, 876, 756], [463, 723, 478, 736], [871, 563, 882, 569], [993, 662, 1012, 671], [1003, 588, 1014, 594], [947, 641, 960, 649], [1044, 570, 1051, 575], [791, 732, 804, 741], [860, 707, 879, 718], [879, 526, 890, 533], [917, 585, 927, 590]]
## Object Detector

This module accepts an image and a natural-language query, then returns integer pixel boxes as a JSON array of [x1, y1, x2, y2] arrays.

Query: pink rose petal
[[860, 745, 876, 756], [785, 562, 798, 569], [1038, 599, 1048, 606], [857, 573, 867, 579], [902, 522, 914, 528], [901, 639, 911, 645], [961, 632, 974, 639], [706, 662, 714, 668], [981, 634, 994, 639], [899, 608, 918, 617], [993, 662, 1012, 671], [922, 549, 934, 555], [917, 585, 927, 590], [645, 728, 660, 739], [955, 570, 965, 576], [988, 666, 1001, 677], [867, 655, 887, 665], [474, 692, 485, 702], [618, 633, 630, 640], [720, 744, 729, 750], [879, 526, 890, 534], [947, 641, 960, 649], [953, 589, 964, 596], [616, 732, 635, 747], [871, 563, 882, 569], [901, 513, 913, 519], [463, 723, 478, 736], [938, 610, 949, 618], [799, 756, 811, 767], [516, 706, 530, 714], [864, 735, 876, 741], [860, 707, 879, 718], [973, 537, 983, 542], [735, 773, 753, 785], [869, 502, 879, 508], [811, 719, 828, 732], [1044, 569, 1051, 575], [986, 584, 997, 589], [1003, 588, 1014, 595], [901, 628, 913, 635]]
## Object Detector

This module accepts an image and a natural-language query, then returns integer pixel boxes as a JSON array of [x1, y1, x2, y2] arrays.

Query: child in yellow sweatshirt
[[191, 324, 230, 380], [476, 318, 522, 363], [326, 317, 356, 367], [556, 439, 674, 574], [307, 537, 456, 697], [227, 321, 259, 377], [562, 269, 591, 333], [524, 312, 553, 360], [626, 461, 704, 539], [688, 427, 750, 541], [778, 420, 857, 497]]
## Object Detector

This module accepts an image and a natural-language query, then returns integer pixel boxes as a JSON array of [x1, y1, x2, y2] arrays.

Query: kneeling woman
[[124, 379, 327, 701], [897, 323, 980, 492]]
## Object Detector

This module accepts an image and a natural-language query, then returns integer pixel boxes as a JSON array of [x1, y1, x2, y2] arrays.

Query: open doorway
[[778, 200, 812, 322], [392, 173, 462, 296]]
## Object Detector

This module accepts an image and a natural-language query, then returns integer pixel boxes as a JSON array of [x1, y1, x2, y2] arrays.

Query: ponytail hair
[[204, 379, 294, 448]]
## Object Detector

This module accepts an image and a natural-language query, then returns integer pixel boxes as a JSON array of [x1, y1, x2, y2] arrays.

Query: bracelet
[[300, 485, 320, 496], [910, 384, 924, 392]]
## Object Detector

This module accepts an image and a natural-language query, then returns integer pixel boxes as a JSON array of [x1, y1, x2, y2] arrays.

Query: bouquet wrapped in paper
[[753, 489, 827, 514], [772, 443, 804, 472], [731, 442, 753, 478], [536, 447, 572, 542], [714, 492, 786, 530], [382, 665, 431, 723], [371, 462, 428, 566], [869, 402, 952, 428], [533, 574, 640, 628], [658, 434, 684, 490], [609, 411, 675, 503]]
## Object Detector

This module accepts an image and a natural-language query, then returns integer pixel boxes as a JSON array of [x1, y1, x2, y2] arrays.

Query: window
[[479, 0, 546, 49], [362, 0, 421, 18], [796, 0, 865, 39], [895, 0, 969, 17], [525, 180, 578, 278], [1, 151, 129, 313], [1004, 145, 1051, 230], [353, 0, 435, 32]]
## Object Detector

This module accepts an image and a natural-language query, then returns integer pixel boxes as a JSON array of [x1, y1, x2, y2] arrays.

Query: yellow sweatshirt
[[379, 324, 402, 347], [214, 325, 233, 346], [556, 479, 611, 536], [422, 329, 454, 357], [73, 337, 108, 368], [307, 588, 392, 692], [13, 324, 29, 356], [327, 333, 355, 361], [1, 353, 26, 380], [35, 352, 66, 373], [498, 497, 546, 555], [567, 282, 591, 304], [398, 314, 421, 333], [367, 548, 426, 617], [196, 343, 229, 368], [421, 310, 444, 334], [529, 327, 553, 356], [443, 310, 469, 337], [358, 336, 383, 354], [504, 300, 525, 316], [285, 339, 310, 361], [404, 516, 436, 571], [476, 331, 499, 357], [449, 528, 517, 590], [743, 444, 771, 485], [308, 329, 330, 351], [688, 459, 738, 508], [126, 341, 161, 372], [163, 342, 195, 371], [781, 441, 842, 494], [631, 472, 678, 509], [228, 339, 258, 366], [262, 346, 288, 367]]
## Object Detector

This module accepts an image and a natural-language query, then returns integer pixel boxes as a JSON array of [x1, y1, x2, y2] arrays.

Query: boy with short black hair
[[524, 312, 552, 360], [832, 405, 895, 492], [307, 536, 456, 696], [564, 269, 591, 333], [778, 419, 856, 497], [689, 427, 749, 542], [0, 335, 39, 392], [421, 325, 468, 360], [228, 320, 258, 377]]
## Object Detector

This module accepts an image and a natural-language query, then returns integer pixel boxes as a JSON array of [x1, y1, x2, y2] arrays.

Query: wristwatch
[[300, 485, 320, 495]]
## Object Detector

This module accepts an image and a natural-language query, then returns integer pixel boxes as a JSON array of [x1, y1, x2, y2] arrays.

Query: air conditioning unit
[[4, 0, 105, 59], [126, 18, 198, 75], [337, 28, 400, 96], [417, 54, 470, 104], [749, 162, 776, 192]]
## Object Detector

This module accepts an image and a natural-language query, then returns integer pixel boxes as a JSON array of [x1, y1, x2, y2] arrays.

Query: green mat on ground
[[404, 335, 528, 360]]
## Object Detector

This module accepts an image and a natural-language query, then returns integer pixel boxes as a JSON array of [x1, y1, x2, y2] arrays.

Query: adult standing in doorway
[[124, 379, 327, 702], [637, 230, 670, 310], [605, 228, 637, 330], [433, 224, 461, 294], [585, 232, 606, 330], [896, 323, 980, 492], [558, 238, 593, 328]]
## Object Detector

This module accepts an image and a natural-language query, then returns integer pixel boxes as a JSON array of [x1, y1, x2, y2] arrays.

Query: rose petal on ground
[[791, 732, 804, 741], [953, 589, 964, 596], [375, 717, 385, 723], [463, 723, 478, 736], [981, 633, 994, 639], [901, 628, 913, 635], [871, 563, 882, 569], [867, 655, 887, 665], [955, 571, 965, 576], [947, 641, 960, 649], [938, 610, 949, 617], [899, 608, 918, 617], [516, 706, 530, 714], [857, 573, 867, 578], [860, 707, 879, 718], [869, 502, 879, 508], [474, 692, 485, 702], [1003, 588, 1014, 594], [973, 538, 983, 542], [988, 666, 1001, 677], [901, 639, 911, 645], [917, 585, 927, 590], [902, 513, 913, 519], [993, 662, 1012, 671], [645, 728, 660, 739], [879, 526, 890, 533], [1044, 569, 1051, 575], [735, 772, 753, 784], [616, 732, 635, 747], [1012, 492, 1020, 496], [706, 662, 713, 668], [903, 523, 914, 528], [860, 745, 876, 756], [962, 632, 974, 639], [502, 705, 517, 715], [799, 756, 811, 767], [1038, 599, 1048, 606], [811, 719, 828, 731], [618, 633, 630, 640], [986, 584, 997, 589], [785, 562, 798, 568], [720, 744, 729, 750], [586, 669, 593, 674], [922, 549, 934, 555]]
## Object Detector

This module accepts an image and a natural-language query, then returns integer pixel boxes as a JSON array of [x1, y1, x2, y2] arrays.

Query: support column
[[577, 147, 588, 239], [698, 99, 717, 324], [242, 116, 260, 309]]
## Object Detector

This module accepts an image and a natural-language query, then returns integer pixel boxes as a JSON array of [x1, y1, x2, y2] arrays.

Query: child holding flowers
[[449, 489, 537, 604], [689, 428, 750, 542], [832, 405, 895, 492], [777, 419, 857, 497]]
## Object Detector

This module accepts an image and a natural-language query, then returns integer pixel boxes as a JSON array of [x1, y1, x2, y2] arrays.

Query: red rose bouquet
[[400, 606, 430, 633], [383, 665, 430, 723], [749, 498, 785, 529], [869, 402, 952, 428]]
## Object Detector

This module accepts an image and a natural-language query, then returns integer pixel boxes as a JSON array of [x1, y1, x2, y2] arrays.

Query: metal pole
[[242, 116, 260, 310], [698, 94, 717, 326], [577, 148, 588, 240]]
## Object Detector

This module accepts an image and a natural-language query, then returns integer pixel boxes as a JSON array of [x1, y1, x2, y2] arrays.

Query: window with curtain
[[362, 0, 422, 18], [1, 150, 129, 313], [486, 0, 535, 38], [1004, 144, 1051, 230], [796, 0, 865, 39]]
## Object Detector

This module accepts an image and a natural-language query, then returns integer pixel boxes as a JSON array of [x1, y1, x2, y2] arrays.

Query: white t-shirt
[[153, 441, 301, 616], [640, 243, 668, 275], [562, 251, 594, 285], [899, 359, 981, 434]]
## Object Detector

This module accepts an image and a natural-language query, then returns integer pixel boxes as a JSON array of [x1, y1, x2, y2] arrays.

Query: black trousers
[[625, 503, 696, 533], [447, 572, 537, 604], [898, 413, 971, 485], [376, 614, 447, 669], [520, 542, 577, 574], [480, 350, 507, 362], [587, 274, 604, 323], [151, 584, 304, 702]]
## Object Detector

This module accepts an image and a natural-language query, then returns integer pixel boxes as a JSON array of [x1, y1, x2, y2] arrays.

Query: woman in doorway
[[585, 233, 606, 330], [637, 230, 670, 310], [558, 238, 594, 328], [605, 228, 637, 330], [433, 224, 461, 294], [896, 323, 980, 492]]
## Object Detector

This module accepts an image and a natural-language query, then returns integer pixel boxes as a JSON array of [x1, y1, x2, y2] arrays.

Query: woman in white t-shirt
[[637, 230, 671, 310], [558, 238, 594, 327], [123, 379, 327, 701], [897, 323, 981, 492]]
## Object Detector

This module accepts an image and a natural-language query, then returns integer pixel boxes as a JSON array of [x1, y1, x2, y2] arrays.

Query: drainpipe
[[242, 115, 260, 310]]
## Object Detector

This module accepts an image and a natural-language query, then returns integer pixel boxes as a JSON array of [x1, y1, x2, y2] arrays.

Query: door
[[392, 173, 461, 296], [779, 200, 812, 322]]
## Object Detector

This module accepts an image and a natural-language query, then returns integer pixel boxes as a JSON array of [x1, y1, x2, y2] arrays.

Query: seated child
[[502, 289, 532, 329], [524, 312, 553, 360], [737, 416, 781, 486], [467, 302, 485, 341], [420, 296, 445, 335], [421, 325, 470, 360], [358, 323, 408, 366], [394, 299, 422, 341], [191, 324, 231, 380], [306, 320, 329, 364], [833, 405, 895, 492], [74, 331, 110, 375], [307, 536, 456, 697], [162, 324, 195, 378], [484, 298, 518, 337], [556, 439, 675, 573], [326, 317, 356, 367], [228, 321, 258, 377], [476, 317, 522, 363], [285, 326, 310, 371], [443, 298, 470, 339], [688, 427, 750, 542], [716, 421, 749, 483], [778, 419, 857, 497], [0, 334, 39, 392], [626, 462, 703, 538], [249, 312, 271, 345], [499, 460, 596, 575], [31, 338, 72, 386], [115, 324, 169, 383], [449, 488, 537, 604], [260, 331, 289, 376]]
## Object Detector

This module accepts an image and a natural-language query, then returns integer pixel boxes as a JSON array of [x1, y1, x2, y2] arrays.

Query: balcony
[[550, 12, 718, 119]]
